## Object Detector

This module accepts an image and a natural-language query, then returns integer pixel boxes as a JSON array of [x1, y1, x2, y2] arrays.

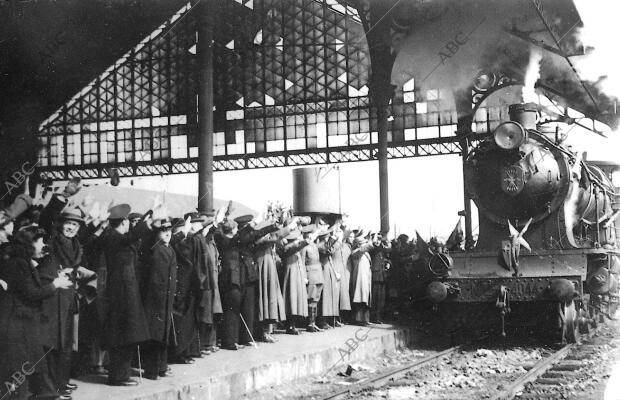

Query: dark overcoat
[[142, 241, 177, 344], [0, 254, 56, 388], [170, 231, 199, 354], [37, 254, 77, 351], [98, 224, 151, 348]]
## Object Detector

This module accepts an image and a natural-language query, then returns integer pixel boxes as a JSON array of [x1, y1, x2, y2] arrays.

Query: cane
[[239, 314, 258, 348], [137, 345, 143, 382]]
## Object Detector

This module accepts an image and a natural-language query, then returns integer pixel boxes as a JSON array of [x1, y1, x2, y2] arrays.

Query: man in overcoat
[[97, 204, 151, 386], [141, 218, 177, 379], [370, 233, 391, 324], [215, 214, 278, 349]]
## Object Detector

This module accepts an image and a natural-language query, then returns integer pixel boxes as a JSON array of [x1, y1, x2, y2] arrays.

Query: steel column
[[197, 0, 214, 211]]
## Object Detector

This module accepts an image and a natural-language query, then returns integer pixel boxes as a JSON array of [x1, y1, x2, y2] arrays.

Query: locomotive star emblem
[[501, 165, 525, 196]]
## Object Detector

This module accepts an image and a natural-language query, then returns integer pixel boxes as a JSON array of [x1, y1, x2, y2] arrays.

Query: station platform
[[71, 324, 413, 400]]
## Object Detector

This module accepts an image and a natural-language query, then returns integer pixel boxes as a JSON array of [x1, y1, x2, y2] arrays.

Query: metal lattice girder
[[36, 135, 468, 178], [35, 0, 505, 179]]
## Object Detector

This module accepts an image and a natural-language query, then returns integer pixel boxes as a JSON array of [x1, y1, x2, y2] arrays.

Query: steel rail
[[319, 345, 461, 400], [491, 325, 601, 400]]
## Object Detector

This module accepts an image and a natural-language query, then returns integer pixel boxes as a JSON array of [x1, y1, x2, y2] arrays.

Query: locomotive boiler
[[423, 103, 620, 343]]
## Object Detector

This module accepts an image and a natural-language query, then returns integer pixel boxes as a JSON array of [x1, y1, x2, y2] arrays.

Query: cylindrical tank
[[293, 167, 341, 215]]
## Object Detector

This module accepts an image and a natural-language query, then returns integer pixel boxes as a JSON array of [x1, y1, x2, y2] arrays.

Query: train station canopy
[[3, 0, 613, 179]]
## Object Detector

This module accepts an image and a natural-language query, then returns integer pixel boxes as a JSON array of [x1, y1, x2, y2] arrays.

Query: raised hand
[[53, 273, 73, 289], [183, 216, 192, 236]]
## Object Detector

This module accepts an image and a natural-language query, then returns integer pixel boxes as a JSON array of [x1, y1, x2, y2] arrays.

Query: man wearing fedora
[[38, 184, 97, 397], [97, 204, 151, 386]]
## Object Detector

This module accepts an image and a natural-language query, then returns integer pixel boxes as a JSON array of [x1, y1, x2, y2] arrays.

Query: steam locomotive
[[423, 103, 620, 343]]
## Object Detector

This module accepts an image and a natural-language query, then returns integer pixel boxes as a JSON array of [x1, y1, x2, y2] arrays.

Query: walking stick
[[239, 313, 258, 348], [137, 345, 143, 382]]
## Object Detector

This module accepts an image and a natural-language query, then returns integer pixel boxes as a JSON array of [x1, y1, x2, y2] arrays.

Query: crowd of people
[[0, 178, 435, 400]]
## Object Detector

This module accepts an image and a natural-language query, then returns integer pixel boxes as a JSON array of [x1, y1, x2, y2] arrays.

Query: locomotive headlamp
[[493, 121, 527, 150]]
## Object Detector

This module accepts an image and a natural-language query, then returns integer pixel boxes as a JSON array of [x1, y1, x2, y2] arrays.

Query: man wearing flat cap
[[96, 204, 151, 386]]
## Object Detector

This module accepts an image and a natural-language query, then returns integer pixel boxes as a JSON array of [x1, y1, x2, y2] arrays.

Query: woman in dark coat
[[0, 227, 73, 400], [141, 220, 177, 379]]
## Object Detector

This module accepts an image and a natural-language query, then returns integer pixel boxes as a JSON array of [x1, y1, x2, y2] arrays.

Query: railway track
[[315, 328, 604, 400], [318, 344, 462, 400], [495, 328, 604, 400]]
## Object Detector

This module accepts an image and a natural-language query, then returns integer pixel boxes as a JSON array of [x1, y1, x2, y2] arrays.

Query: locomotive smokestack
[[509, 103, 539, 130]]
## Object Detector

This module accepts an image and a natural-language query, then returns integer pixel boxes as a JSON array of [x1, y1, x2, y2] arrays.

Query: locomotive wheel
[[559, 300, 580, 344]]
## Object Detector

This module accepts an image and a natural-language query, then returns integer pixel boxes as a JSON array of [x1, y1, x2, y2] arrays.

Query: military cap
[[300, 224, 317, 234], [354, 236, 368, 246], [198, 209, 216, 217], [60, 207, 84, 223], [155, 218, 173, 230], [184, 212, 206, 223], [221, 219, 237, 234], [254, 220, 274, 231], [128, 212, 143, 221], [285, 229, 301, 241], [234, 214, 254, 226], [108, 204, 131, 220], [317, 226, 333, 237]]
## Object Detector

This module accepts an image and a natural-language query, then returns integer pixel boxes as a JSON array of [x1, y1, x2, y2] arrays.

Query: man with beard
[[141, 218, 177, 380], [97, 204, 151, 386]]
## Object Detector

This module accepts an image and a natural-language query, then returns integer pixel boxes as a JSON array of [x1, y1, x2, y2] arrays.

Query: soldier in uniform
[[97, 204, 151, 386], [215, 213, 278, 349], [349, 233, 374, 326], [317, 227, 340, 329], [169, 213, 201, 363], [254, 218, 298, 342], [198, 210, 222, 354], [141, 218, 177, 380], [300, 224, 324, 332], [370, 233, 391, 324], [331, 225, 351, 325]]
